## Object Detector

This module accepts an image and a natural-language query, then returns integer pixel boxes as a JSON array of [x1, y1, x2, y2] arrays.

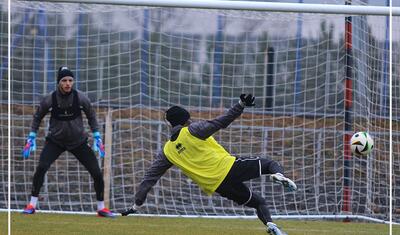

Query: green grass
[[0, 212, 398, 235]]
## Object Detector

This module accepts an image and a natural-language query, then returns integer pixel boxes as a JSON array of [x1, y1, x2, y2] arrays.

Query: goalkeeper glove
[[22, 131, 37, 159], [92, 131, 105, 158], [239, 94, 255, 107], [121, 204, 140, 216]]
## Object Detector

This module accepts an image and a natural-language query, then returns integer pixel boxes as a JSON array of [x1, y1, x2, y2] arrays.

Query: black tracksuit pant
[[215, 157, 284, 225], [31, 139, 104, 201]]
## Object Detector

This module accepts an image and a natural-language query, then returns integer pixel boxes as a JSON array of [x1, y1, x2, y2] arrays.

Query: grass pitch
[[0, 212, 397, 235]]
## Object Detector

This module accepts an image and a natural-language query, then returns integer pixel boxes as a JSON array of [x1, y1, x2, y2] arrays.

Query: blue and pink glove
[[22, 131, 37, 159], [93, 131, 105, 158]]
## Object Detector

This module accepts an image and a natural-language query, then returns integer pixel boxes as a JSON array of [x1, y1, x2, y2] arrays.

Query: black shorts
[[215, 157, 262, 205], [225, 157, 262, 182]]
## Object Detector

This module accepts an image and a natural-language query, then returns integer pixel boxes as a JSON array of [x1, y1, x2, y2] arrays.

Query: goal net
[[2, 0, 400, 223]]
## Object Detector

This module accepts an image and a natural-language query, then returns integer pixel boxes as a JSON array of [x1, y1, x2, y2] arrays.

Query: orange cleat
[[22, 204, 35, 214]]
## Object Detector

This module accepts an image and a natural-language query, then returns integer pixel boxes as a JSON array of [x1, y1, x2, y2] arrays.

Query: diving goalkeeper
[[122, 94, 297, 235], [21, 66, 114, 218]]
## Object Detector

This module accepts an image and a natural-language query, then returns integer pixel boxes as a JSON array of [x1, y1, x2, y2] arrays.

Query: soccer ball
[[350, 132, 374, 156]]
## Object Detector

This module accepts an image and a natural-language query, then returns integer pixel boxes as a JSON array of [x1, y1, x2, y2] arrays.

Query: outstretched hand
[[239, 94, 255, 107]]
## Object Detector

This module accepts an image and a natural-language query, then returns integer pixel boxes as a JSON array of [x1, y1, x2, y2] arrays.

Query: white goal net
[[2, 0, 400, 223]]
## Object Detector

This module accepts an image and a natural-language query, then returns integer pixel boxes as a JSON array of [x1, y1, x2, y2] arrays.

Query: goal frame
[[9, 0, 398, 224]]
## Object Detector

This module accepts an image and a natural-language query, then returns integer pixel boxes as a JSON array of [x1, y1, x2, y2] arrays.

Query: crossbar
[[28, 0, 400, 16]]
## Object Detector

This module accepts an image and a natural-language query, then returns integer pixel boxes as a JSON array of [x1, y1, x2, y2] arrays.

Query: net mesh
[[1, 1, 400, 222]]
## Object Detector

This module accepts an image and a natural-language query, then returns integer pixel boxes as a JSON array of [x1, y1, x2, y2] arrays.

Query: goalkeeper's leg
[[260, 159, 297, 192], [239, 190, 288, 235], [31, 141, 64, 197], [246, 192, 273, 225], [71, 142, 115, 218], [223, 157, 297, 191], [216, 182, 287, 235], [71, 142, 104, 201], [216, 182, 273, 225], [24, 140, 64, 214]]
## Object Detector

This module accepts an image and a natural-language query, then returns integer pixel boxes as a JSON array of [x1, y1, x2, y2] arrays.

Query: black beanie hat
[[165, 106, 190, 127], [57, 66, 74, 84]]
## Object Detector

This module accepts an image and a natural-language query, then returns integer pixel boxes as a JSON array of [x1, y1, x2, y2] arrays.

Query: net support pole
[[265, 47, 274, 111], [380, 0, 390, 116], [45, 33, 55, 93], [1, 8, 29, 87], [33, 9, 46, 102], [104, 109, 113, 208], [293, 0, 303, 113], [212, 15, 224, 107], [140, 9, 150, 105], [343, 0, 353, 215], [75, 11, 83, 89]]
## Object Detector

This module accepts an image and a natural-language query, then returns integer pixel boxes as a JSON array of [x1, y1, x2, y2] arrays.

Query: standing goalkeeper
[[122, 94, 297, 235], [22, 66, 114, 218]]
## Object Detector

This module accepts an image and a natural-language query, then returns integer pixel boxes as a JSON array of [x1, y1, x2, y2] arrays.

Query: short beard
[[58, 86, 72, 95]]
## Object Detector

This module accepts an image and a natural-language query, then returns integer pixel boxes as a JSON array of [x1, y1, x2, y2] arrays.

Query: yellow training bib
[[163, 127, 235, 195]]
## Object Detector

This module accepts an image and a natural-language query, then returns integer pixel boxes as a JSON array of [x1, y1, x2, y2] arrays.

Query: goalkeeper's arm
[[121, 151, 172, 215], [189, 102, 243, 139], [188, 94, 255, 140]]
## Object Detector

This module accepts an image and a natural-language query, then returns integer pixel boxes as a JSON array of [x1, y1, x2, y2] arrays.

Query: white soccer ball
[[350, 132, 374, 156]]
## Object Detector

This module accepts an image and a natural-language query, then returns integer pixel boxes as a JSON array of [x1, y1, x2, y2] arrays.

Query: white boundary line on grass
[[2, 209, 399, 225]]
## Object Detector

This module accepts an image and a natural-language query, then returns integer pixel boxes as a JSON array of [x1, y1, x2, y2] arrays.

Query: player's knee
[[92, 171, 104, 182], [245, 193, 266, 208], [261, 159, 284, 175], [36, 163, 50, 174]]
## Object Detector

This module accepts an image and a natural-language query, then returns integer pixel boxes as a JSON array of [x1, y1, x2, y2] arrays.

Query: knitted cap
[[165, 106, 190, 127], [57, 66, 74, 83]]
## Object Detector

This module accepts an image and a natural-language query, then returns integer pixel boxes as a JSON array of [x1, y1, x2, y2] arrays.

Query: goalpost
[[2, 0, 400, 224]]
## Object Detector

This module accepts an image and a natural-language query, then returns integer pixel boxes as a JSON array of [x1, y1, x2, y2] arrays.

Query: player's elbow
[[212, 119, 229, 129]]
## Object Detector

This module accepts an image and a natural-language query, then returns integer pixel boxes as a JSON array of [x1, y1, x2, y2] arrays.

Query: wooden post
[[104, 109, 112, 208]]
